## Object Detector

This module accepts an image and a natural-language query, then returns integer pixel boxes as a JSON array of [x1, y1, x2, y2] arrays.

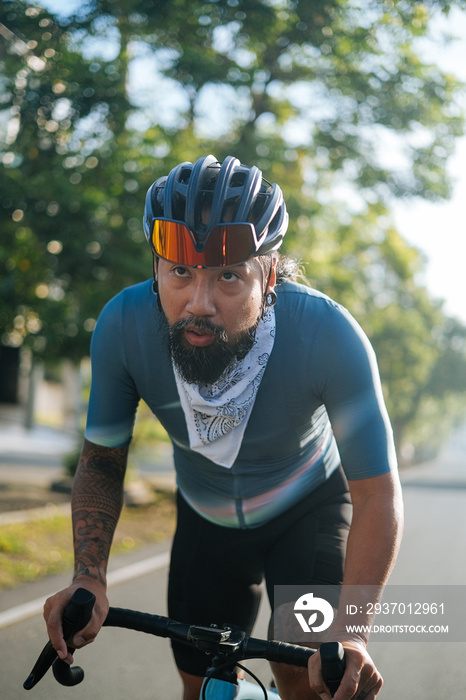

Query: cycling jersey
[[85, 279, 397, 528]]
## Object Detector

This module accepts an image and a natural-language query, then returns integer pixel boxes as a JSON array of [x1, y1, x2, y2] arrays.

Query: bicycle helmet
[[143, 154, 288, 259]]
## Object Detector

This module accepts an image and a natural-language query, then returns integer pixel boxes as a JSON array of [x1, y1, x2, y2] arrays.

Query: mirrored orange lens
[[151, 220, 194, 264], [204, 224, 255, 266], [151, 220, 256, 267]]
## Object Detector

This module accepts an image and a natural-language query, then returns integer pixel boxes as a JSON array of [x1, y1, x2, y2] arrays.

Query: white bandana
[[173, 307, 276, 468]]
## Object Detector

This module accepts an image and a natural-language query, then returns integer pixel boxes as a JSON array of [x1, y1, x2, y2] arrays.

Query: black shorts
[[167, 465, 352, 676]]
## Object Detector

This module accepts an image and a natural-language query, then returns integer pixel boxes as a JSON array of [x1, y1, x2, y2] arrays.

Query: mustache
[[173, 317, 228, 344], [163, 315, 258, 385]]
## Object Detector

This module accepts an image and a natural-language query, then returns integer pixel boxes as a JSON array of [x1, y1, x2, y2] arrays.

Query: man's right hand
[[43, 579, 109, 664]]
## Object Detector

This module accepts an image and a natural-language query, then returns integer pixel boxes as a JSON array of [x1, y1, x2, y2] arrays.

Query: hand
[[308, 639, 383, 700], [43, 579, 109, 665]]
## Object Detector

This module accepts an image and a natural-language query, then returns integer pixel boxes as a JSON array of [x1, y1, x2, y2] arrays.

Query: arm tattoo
[[71, 439, 128, 585]]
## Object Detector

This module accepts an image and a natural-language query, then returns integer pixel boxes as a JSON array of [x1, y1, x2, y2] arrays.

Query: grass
[[1, 408, 175, 592], [0, 492, 176, 592]]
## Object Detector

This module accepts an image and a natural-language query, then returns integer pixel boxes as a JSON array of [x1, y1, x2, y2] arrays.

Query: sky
[[394, 140, 466, 324], [34, 1, 466, 323], [392, 8, 466, 324]]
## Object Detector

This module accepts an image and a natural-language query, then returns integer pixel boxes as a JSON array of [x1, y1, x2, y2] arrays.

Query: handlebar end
[[320, 641, 346, 697], [23, 674, 36, 691]]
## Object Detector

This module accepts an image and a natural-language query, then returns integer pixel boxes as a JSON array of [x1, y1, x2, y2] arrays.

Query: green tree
[[0, 3, 155, 359]]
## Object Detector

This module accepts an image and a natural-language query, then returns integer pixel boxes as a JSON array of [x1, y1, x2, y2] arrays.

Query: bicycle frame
[[202, 677, 278, 700]]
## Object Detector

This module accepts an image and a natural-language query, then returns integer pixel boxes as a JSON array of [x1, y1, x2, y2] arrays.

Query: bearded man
[[44, 155, 403, 700]]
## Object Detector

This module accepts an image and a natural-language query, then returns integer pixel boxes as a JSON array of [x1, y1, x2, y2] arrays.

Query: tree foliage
[[1, 0, 466, 454]]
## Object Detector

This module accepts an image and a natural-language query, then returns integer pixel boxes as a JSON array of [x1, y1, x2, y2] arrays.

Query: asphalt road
[[2, 426, 466, 698], [367, 426, 466, 698]]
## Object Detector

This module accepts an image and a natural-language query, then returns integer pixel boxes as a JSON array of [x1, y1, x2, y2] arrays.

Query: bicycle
[[23, 588, 346, 699]]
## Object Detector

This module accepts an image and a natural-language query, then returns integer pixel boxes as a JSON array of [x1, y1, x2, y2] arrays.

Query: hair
[[256, 253, 307, 285]]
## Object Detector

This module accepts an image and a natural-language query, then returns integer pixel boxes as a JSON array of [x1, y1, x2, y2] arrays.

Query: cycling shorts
[[167, 465, 352, 676]]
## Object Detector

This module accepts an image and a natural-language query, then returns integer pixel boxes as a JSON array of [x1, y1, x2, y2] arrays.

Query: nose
[[185, 276, 217, 317]]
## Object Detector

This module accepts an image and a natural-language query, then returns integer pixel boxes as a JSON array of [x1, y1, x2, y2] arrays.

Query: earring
[[266, 291, 277, 307]]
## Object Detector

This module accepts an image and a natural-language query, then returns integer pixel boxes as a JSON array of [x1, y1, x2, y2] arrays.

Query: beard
[[161, 315, 259, 385]]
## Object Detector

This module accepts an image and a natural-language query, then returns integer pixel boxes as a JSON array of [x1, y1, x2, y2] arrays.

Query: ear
[[266, 256, 277, 293]]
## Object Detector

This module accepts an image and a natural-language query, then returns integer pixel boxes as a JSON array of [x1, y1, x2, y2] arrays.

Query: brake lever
[[23, 587, 96, 690]]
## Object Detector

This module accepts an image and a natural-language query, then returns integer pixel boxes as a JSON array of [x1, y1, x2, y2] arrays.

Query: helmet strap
[[152, 254, 163, 312]]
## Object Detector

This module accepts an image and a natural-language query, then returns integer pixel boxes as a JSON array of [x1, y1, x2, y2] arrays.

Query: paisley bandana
[[173, 307, 276, 468]]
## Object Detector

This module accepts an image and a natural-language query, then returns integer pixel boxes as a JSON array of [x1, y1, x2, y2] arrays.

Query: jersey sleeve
[[84, 293, 140, 448], [313, 301, 397, 480]]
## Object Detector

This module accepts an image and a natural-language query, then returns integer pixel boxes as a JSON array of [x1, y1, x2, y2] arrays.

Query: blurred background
[[2, 4, 466, 698], [1, 0, 466, 466]]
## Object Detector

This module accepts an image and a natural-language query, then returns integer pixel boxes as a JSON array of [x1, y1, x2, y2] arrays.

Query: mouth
[[184, 325, 216, 347]]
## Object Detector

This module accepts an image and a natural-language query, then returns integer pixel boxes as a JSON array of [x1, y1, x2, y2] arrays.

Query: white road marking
[[0, 551, 170, 630]]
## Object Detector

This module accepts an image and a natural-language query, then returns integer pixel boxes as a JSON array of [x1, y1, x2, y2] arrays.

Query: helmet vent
[[230, 172, 247, 187], [178, 167, 192, 184], [173, 192, 186, 221]]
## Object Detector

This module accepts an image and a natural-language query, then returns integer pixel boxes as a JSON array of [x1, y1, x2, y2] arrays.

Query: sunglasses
[[150, 218, 267, 268]]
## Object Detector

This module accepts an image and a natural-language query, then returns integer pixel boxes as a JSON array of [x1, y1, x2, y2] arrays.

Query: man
[[44, 154, 403, 700]]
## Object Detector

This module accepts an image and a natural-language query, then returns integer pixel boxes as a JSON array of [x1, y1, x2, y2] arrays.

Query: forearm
[[71, 438, 129, 588], [344, 482, 403, 586], [333, 471, 404, 640]]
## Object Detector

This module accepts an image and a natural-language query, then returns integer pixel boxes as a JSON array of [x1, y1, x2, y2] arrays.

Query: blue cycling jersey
[[85, 279, 397, 528]]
